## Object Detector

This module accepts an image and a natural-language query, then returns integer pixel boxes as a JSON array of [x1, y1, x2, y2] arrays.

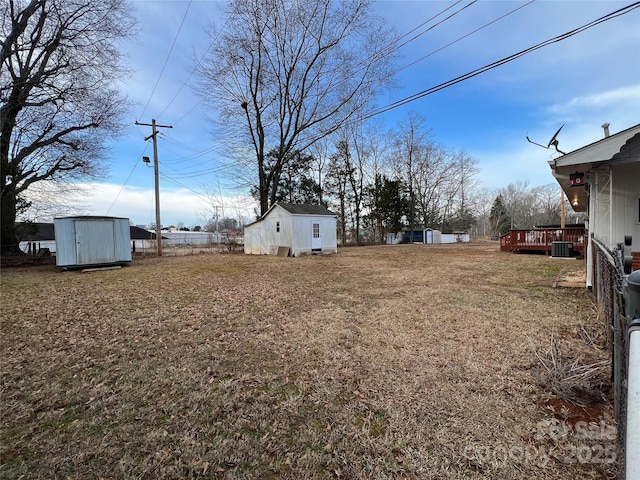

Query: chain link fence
[[591, 237, 634, 471]]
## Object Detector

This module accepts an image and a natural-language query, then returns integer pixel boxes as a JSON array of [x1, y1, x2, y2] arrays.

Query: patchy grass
[[1, 243, 616, 479]]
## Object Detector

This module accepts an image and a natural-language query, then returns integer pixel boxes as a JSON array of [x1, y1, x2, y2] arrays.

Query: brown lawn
[[0, 243, 616, 479]]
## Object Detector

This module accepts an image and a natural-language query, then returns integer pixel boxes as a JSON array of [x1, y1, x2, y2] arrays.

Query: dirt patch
[[553, 263, 587, 288], [542, 397, 604, 426], [0, 243, 615, 479]]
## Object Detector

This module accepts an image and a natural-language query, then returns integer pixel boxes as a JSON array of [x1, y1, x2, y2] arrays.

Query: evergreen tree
[[489, 195, 511, 236], [365, 174, 409, 243]]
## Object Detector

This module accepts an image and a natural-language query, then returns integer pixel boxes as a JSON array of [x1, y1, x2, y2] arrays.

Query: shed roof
[[276, 203, 336, 216]]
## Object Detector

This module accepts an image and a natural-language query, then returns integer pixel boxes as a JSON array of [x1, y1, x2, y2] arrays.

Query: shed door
[[311, 222, 322, 250], [76, 220, 116, 265]]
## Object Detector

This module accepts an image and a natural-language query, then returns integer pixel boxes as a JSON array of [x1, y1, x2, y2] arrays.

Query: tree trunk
[[1, 187, 21, 255]]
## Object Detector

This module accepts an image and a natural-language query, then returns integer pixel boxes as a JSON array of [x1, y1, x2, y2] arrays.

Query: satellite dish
[[547, 124, 565, 154], [526, 124, 566, 155]]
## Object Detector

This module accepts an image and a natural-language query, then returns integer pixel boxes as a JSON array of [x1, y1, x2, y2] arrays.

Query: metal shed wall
[[54, 216, 132, 268]]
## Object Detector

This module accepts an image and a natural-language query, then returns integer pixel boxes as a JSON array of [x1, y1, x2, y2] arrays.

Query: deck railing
[[500, 227, 585, 254]]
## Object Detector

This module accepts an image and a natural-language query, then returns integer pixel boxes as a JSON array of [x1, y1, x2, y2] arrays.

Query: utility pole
[[213, 205, 220, 243], [135, 119, 173, 257]]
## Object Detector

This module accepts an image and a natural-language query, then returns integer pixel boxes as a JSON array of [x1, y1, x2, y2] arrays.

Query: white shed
[[54, 216, 132, 269], [244, 203, 337, 256], [424, 228, 442, 244]]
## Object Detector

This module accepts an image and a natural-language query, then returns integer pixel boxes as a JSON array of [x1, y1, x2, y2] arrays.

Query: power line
[[376, 0, 471, 59], [156, 44, 212, 121], [138, 0, 193, 119], [332, 0, 479, 82], [390, 0, 478, 54], [392, 0, 536, 76], [365, 2, 640, 119], [105, 143, 150, 215]]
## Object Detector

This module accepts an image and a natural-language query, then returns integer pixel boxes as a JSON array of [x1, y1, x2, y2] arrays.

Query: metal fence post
[[624, 270, 640, 479], [626, 318, 640, 479]]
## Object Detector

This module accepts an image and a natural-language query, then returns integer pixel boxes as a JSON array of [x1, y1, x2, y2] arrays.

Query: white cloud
[[548, 85, 640, 121], [25, 182, 257, 228], [470, 83, 640, 192]]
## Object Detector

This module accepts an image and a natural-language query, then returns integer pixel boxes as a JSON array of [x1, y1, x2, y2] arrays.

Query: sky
[[55, 0, 640, 228]]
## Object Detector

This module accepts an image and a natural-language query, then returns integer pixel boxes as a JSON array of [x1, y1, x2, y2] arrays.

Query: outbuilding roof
[[276, 203, 336, 216], [244, 202, 337, 228]]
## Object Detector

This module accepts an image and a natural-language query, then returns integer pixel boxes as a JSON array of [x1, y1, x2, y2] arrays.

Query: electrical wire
[[105, 143, 150, 215], [138, 0, 193, 120], [160, 174, 214, 203], [375, 0, 469, 59], [365, 2, 640, 119], [156, 44, 213, 121], [390, 1, 478, 54], [392, 0, 536, 76], [148, 0, 478, 155]]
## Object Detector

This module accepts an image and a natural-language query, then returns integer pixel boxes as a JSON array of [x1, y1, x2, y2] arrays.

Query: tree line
[[1, 0, 581, 253], [235, 111, 480, 244]]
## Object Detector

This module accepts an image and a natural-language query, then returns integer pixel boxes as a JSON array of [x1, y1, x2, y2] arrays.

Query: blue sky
[[65, 0, 640, 228]]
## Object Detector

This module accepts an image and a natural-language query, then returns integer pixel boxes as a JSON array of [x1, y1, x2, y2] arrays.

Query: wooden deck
[[500, 227, 586, 254]]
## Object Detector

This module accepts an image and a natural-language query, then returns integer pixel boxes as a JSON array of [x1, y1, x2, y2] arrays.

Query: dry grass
[[1, 243, 616, 479]]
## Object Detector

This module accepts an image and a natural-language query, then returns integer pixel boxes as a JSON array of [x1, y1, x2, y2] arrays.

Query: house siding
[[590, 163, 640, 252], [615, 163, 640, 254]]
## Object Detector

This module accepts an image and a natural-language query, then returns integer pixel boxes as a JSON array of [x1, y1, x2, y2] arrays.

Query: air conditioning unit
[[551, 241, 572, 257]]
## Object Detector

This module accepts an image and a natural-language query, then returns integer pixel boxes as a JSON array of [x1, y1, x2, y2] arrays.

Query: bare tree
[[391, 112, 433, 237], [198, 0, 397, 216], [498, 181, 571, 229], [412, 144, 458, 228], [470, 187, 496, 236], [446, 150, 479, 232], [532, 183, 561, 226], [1, 0, 135, 254]]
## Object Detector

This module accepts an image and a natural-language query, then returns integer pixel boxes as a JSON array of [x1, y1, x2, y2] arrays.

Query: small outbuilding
[[54, 216, 132, 269], [401, 228, 442, 244], [244, 202, 337, 256]]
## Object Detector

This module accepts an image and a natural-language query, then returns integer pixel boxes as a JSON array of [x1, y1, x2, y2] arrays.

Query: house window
[[276, 221, 280, 233], [313, 223, 320, 238]]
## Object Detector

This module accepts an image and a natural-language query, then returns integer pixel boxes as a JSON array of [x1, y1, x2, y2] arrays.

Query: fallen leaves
[[0, 244, 614, 479]]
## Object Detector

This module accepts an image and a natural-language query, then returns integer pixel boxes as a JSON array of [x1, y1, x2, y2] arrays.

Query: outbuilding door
[[76, 220, 116, 265], [425, 230, 433, 244], [311, 222, 322, 251]]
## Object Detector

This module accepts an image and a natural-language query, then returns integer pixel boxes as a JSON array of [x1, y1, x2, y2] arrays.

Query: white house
[[548, 123, 640, 286], [244, 203, 338, 256]]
